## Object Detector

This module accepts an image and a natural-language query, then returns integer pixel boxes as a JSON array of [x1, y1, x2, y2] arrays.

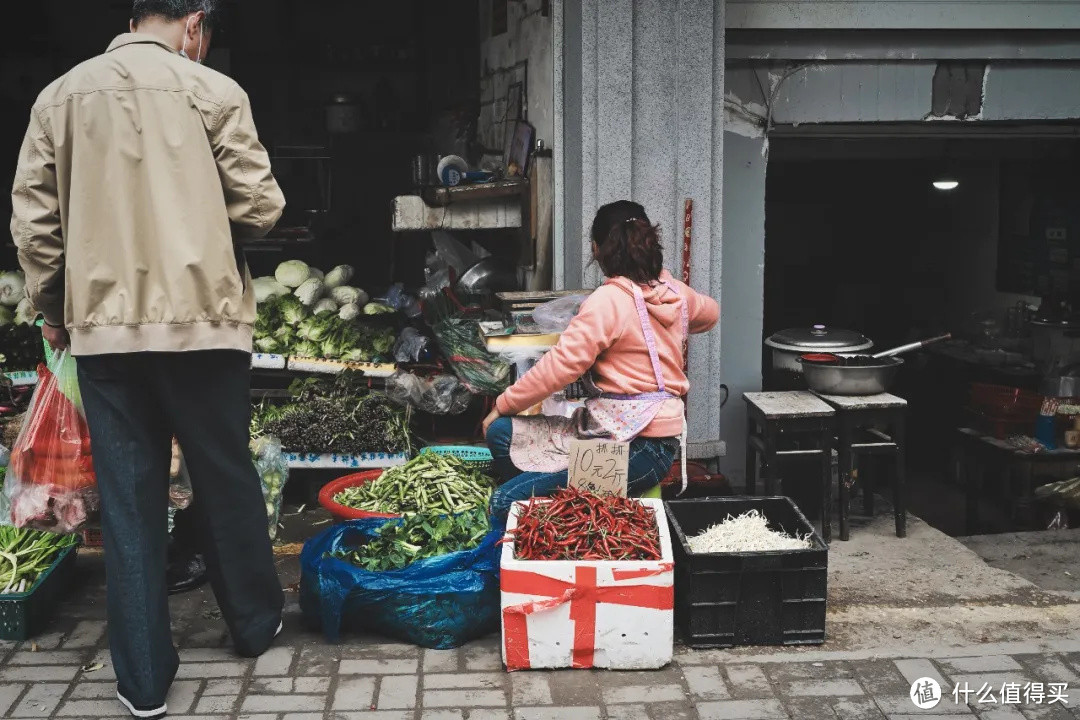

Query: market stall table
[[956, 427, 1080, 533]]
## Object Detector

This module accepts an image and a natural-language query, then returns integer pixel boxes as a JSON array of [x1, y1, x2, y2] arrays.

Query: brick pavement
[[1, 614, 1079, 719]]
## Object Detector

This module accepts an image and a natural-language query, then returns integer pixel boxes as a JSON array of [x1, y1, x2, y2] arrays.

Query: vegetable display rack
[[665, 496, 827, 648], [0, 545, 77, 641], [250, 354, 395, 378], [284, 451, 408, 470], [500, 497, 675, 671]]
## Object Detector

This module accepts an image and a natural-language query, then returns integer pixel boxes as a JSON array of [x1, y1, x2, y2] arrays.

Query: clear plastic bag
[[386, 371, 472, 415], [432, 231, 479, 277], [5, 352, 98, 534], [393, 327, 430, 364], [299, 515, 503, 648], [531, 294, 589, 334], [252, 435, 289, 540]]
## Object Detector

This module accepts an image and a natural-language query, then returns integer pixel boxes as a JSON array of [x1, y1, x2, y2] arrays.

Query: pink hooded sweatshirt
[[495, 270, 720, 438]]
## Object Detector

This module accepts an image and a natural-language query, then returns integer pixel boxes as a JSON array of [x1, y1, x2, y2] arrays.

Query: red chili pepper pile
[[509, 487, 662, 561]]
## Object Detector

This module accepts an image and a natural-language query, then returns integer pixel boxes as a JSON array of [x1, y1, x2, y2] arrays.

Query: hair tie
[[624, 217, 642, 224]]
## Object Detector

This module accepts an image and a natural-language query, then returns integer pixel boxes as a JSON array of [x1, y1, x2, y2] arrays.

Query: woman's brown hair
[[591, 200, 663, 284]]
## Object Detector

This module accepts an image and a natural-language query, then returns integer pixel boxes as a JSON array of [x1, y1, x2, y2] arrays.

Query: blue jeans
[[78, 351, 284, 706], [486, 416, 676, 521]]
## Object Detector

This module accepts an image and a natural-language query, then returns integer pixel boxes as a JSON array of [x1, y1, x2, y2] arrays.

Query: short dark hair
[[591, 200, 664, 283], [132, 0, 219, 29]]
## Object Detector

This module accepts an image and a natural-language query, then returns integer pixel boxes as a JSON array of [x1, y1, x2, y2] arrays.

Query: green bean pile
[[333, 453, 493, 516]]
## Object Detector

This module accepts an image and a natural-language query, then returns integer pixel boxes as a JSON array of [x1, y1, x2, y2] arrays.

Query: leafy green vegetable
[[333, 453, 493, 516], [0, 526, 77, 594], [275, 260, 311, 288], [333, 509, 490, 572]]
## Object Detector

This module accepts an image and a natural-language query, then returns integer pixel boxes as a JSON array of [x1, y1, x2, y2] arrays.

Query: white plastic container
[[500, 497, 674, 671]]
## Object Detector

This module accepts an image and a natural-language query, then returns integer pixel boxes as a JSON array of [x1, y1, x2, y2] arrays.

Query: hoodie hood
[[604, 270, 684, 329]]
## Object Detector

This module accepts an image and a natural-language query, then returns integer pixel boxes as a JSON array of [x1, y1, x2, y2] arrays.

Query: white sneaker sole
[[116, 689, 166, 719], [275, 620, 283, 638]]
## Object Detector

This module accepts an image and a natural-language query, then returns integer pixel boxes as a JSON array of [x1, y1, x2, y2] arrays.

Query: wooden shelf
[[392, 180, 529, 232]]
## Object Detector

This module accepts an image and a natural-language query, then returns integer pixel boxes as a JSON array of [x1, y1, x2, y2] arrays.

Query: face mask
[[179, 16, 204, 63]]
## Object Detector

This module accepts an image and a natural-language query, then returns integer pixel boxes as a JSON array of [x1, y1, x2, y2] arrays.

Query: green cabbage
[[338, 303, 360, 321], [253, 276, 290, 303], [330, 286, 368, 307], [294, 278, 326, 307], [0, 271, 25, 307], [313, 298, 338, 315], [324, 264, 355, 289]]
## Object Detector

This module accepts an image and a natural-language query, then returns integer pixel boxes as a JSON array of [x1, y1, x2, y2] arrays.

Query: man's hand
[[482, 407, 502, 437], [42, 323, 70, 352]]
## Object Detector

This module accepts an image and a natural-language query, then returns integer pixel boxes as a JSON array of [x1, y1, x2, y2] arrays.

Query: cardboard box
[[500, 498, 674, 671]]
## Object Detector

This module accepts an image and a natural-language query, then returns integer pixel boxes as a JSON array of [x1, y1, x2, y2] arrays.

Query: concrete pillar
[[561, 0, 727, 458]]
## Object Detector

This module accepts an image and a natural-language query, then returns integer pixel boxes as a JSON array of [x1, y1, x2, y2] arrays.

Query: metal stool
[[744, 391, 837, 542], [816, 392, 907, 541]]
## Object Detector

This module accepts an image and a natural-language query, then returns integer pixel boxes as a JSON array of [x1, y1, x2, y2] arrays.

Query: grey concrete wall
[[561, 0, 727, 459], [478, 0, 554, 167], [718, 130, 767, 484], [728, 1, 1080, 30]]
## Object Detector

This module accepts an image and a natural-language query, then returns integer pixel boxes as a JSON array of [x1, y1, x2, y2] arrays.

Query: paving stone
[[58, 699, 133, 717], [783, 697, 840, 720], [514, 708, 602, 720], [10, 682, 67, 717], [333, 677, 377, 711], [61, 621, 107, 649], [766, 660, 854, 682], [242, 694, 327, 713], [724, 664, 775, 699], [425, 648, 462, 673], [344, 643, 420, 659], [949, 675, 1036, 698], [70, 682, 114, 700], [184, 627, 230, 647], [282, 714, 327, 720], [895, 659, 954, 692], [425, 689, 507, 708], [466, 711, 512, 720], [510, 673, 553, 705], [1021, 705, 1076, 719], [683, 665, 731, 701], [329, 713, 414, 720], [296, 644, 340, 675], [175, 660, 249, 678], [887, 716, 975, 720], [1015, 656, 1080, 686], [944, 657, 1024, 674], [379, 675, 420, 710], [254, 646, 297, 675], [875, 694, 975, 715], [977, 707, 1026, 719], [697, 699, 789, 719], [834, 697, 888, 720], [426, 673, 504, 690], [645, 702, 699, 720], [181, 647, 237, 662], [196, 694, 240, 715], [853, 660, 915, 697], [7, 650, 85, 665], [423, 712, 465, 720], [23, 631, 65, 650], [546, 670, 601, 706], [296, 676, 332, 694], [0, 683, 23, 715], [341, 658, 420, 675], [464, 641, 504, 671], [203, 677, 245, 695], [82, 649, 117, 681], [605, 704, 651, 720], [0, 664, 78, 682], [166, 680, 201, 715], [602, 683, 685, 705], [251, 676, 294, 693], [787, 679, 865, 697]]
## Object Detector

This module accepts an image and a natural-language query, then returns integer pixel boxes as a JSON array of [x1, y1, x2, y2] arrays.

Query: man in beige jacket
[[10, 2, 285, 717]]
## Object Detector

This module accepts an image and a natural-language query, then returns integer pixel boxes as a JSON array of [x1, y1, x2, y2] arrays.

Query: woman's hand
[[482, 407, 502, 437]]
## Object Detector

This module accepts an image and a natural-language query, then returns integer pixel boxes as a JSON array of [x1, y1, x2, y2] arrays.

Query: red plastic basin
[[318, 470, 401, 522]]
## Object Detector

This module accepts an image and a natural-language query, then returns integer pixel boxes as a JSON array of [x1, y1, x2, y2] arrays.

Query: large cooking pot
[[764, 325, 873, 374]]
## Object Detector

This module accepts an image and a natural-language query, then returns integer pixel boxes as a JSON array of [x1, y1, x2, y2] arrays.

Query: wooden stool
[[815, 392, 907, 541], [744, 391, 837, 542]]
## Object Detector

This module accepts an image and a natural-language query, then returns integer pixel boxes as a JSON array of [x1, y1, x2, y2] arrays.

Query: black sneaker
[[166, 552, 207, 596], [116, 687, 166, 719]]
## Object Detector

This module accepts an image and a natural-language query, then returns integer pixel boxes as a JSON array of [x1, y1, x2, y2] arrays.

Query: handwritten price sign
[[568, 439, 629, 497]]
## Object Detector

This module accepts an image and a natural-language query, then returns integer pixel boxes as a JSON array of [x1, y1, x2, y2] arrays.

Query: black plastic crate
[[665, 496, 827, 648]]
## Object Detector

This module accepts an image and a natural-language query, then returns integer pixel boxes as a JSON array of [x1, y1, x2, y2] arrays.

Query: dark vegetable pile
[[0, 325, 45, 371], [509, 487, 662, 561], [333, 509, 490, 572], [252, 372, 413, 455]]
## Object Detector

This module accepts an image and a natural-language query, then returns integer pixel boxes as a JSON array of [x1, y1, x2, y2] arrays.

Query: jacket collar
[[107, 33, 178, 54]]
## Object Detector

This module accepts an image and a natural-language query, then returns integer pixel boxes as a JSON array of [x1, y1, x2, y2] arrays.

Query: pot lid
[[765, 325, 873, 353]]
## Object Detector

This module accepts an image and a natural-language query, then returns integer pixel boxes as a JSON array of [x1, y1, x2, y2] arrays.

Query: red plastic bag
[[5, 351, 97, 533]]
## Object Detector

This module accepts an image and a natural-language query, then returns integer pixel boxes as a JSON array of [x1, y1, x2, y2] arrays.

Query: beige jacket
[[10, 33, 285, 355]]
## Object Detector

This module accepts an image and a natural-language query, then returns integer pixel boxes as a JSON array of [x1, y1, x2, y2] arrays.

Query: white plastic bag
[[532, 294, 589, 334]]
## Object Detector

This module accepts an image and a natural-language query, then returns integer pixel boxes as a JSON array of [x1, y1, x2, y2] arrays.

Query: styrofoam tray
[[286, 356, 396, 378], [283, 452, 408, 469], [251, 353, 287, 370], [500, 497, 674, 671], [3, 371, 38, 387]]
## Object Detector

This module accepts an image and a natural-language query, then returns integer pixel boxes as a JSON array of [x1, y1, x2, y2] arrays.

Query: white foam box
[[283, 452, 407, 469], [286, 356, 396, 378], [500, 497, 674, 671]]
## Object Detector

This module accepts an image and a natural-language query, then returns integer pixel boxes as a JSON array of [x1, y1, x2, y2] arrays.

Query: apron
[[509, 281, 691, 492]]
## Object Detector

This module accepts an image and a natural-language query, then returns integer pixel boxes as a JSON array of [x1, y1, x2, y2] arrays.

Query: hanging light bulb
[[933, 178, 959, 191]]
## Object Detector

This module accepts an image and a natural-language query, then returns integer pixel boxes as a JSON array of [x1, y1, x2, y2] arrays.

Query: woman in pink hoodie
[[484, 200, 719, 519]]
